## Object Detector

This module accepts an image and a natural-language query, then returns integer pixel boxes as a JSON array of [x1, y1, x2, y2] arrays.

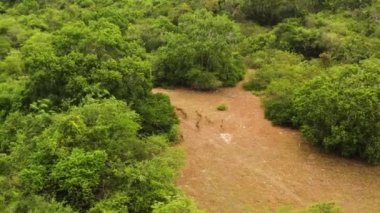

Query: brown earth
[[153, 73, 380, 213]]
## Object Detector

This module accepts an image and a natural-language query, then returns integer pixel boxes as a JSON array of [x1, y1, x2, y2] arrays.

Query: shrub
[[0, 99, 187, 211], [3, 195, 75, 213], [305, 202, 341, 213], [272, 19, 325, 58], [324, 0, 374, 10], [186, 68, 223, 90], [217, 104, 228, 111], [263, 79, 297, 126], [0, 36, 11, 59], [0, 80, 25, 121], [167, 124, 181, 143], [243, 49, 304, 91], [134, 93, 178, 135], [240, 32, 274, 57], [244, 49, 303, 70], [153, 10, 245, 90], [294, 59, 380, 163], [129, 17, 176, 52], [243, 48, 323, 126], [153, 195, 205, 213], [328, 34, 380, 63], [241, 0, 307, 25]]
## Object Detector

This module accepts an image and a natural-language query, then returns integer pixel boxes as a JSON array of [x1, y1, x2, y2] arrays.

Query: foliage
[[294, 59, 380, 163], [2, 195, 75, 213], [134, 93, 179, 135], [272, 19, 325, 58], [1, 0, 380, 211], [22, 29, 151, 108], [0, 79, 25, 121], [152, 194, 206, 213], [153, 9, 245, 90], [240, 0, 374, 25], [0, 99, 189, 211], [0, 0, 205, 211], [241, 0, 380, 163], [241, 0, 316, 25], [243, 49, 304, 91]]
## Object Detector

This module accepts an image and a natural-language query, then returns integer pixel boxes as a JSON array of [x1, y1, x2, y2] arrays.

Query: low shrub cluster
[[242, 1, 380, 163]]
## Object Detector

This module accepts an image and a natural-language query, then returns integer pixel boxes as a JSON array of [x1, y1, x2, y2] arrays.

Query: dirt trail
[[153, 74, 380, 213]]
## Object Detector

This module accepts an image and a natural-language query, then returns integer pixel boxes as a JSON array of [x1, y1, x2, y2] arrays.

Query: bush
[[3, 195, 75, 213], [153, 195, 205, 213], [0, 99, 188, 211], [186, 68, 223, 90], [129, 17, 176, 52], [294, 59, 380, 163], [0, 80, 25, 121], [241, 0, 308, 25], [153, 10, 245, 90], [304, 202, 341, 213], [243, 49, 304, 91], [217, 104, 228, 111], [328, 34, 380, 63], [134, 93, 178, 135], [272, 19, 325, 58], [263, 79, 297, 126], [243, 49, 324, 126], [324, 0, 374, 10], [240, 32, 274, 57]]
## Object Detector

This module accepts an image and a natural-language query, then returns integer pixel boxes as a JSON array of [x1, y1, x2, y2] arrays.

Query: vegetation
[[0, 0, 210, 212], [217, 104, 228, 111], [153, 10, 245, 90], [242, 0, 380, 164], [0, 0, 378, 212]]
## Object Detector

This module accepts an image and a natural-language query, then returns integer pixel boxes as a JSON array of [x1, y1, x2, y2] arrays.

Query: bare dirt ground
[[153, 74, 380, 213]]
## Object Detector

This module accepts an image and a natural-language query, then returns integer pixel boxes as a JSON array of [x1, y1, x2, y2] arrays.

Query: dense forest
[[0, 0, 379, 212]]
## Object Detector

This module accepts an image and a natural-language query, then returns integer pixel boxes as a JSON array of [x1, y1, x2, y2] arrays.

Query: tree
[[134, 93, 179, 135], [294, 59, 380, 163], [1, 99, 184, 211], [153, 10, 244, 90]]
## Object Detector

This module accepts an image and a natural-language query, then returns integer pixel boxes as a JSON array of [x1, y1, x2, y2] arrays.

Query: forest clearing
[[154, 73, 380, 213], [1, 0, 379, 212]]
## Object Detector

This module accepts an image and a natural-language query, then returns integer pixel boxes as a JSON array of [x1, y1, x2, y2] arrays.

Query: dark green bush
[[0, 1, 207, 212], [328, 34, 380, 63], [153, 10, 245, 90], [263, 79, 297, 126], [241, 0, 307, 25], [273, 19, 325, 58], [129, 17, 177, 52], [294, 59, 380, 163], [240, 32, 274, 57], [22, 33, 152, 108], [152, 194, 205, 213], [0, 36, 11, 59], [324, 0, 374, 10], [0, 99, 187, 211], [3, 195, 75, 213], [186, 68, 223, 90], [0, 80, 24, 121], [134, 93, 178, 135]]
